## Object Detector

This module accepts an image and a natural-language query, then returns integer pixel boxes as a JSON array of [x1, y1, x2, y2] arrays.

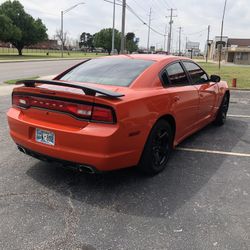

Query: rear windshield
[[60, 58, 154, 87]]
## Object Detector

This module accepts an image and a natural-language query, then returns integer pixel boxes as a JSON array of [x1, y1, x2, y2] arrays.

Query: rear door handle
[[174, 96, 180, 102]]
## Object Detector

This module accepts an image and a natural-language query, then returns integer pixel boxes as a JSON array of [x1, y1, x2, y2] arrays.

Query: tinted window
[[183, 61, 208, 84], [163, 62, 189, 85], [60, 58, 154, 87]]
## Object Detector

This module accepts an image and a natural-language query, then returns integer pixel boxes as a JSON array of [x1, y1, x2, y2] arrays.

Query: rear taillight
[[12, 95, 30, 108], [92, 106, 114, 123], [12, 94, 115, 123]]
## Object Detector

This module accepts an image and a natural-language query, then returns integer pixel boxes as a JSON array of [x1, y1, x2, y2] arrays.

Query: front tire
[[214, 93, 229, 126], [138, 120, 173, 175]]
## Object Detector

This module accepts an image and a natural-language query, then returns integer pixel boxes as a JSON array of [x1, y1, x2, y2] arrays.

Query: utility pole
[[206, 25, 210, 63], [219, 0, 227, 69], [60, 2, 85, 58], [185, 36, 188, 55], [111, 0, 116, 54], [178, 27, 182, 56], [166, 8, 177, 54], [120, 0, 126, 54], [61, 11, 63, 58], [163, 23, 167, 51], [147, 8, 152, 53]]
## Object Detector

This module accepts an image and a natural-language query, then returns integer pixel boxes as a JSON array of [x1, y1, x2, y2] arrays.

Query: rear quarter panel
[[101, 89, 177, 165]]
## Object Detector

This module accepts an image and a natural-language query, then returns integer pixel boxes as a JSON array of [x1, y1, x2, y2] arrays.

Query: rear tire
[[138, 120, 173, 176], [214, 93, 229, 126]]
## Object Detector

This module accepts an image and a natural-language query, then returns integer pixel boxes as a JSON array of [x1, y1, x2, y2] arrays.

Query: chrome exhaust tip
[[78, 165, 96, 174], [17, 145, 26, 154]]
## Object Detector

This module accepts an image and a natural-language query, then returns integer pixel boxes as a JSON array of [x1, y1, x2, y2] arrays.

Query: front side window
[[162, 62, 189, 85], [60, 58, 154, 87], [183, 61, 208, 84]]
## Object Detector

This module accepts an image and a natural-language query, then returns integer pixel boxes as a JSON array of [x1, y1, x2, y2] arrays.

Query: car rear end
[[8, 84, 123, 172]]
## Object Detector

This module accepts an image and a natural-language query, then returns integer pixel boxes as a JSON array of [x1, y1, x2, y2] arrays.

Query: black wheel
[[138, 120, 173, 175], [214, 93, 229, 126]]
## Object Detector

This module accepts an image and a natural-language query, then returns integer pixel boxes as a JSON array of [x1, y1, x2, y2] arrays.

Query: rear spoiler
[[16, 79, 125, 98]]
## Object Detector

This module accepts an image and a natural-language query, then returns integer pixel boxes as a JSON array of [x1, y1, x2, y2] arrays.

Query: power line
[[157, 0, 171, 9], [129, 0, 148, 13], [104, 0, 168, 40], [166, 0, 177, 9], [126, 5, 165, 36], [104, 0, 122, 6], [183, 28, 207, 36], [150, 0, 170, 20], [152, 0, 166, 12]]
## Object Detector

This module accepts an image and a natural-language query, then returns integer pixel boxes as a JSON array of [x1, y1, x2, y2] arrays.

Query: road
[[0, 88, 249, 249], [0, 59, 83, 83]]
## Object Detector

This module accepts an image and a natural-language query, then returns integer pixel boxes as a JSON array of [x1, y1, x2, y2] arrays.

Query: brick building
[[208, 36, 250, 65], [0, 40, 59, 50]]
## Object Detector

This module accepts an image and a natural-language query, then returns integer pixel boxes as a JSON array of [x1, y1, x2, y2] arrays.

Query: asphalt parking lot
[[0, 90, 249, 250]]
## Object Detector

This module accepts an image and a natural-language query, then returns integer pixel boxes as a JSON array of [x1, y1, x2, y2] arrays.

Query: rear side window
[[60, 58, 154, 87], [162, 62, 189, 86], [183, 61, 208, 84]]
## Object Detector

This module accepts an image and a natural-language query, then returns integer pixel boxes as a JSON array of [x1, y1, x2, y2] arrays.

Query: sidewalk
[[0, 58, 86, 64], [0, 75, 55, 96], [0, 84, 15, 96]]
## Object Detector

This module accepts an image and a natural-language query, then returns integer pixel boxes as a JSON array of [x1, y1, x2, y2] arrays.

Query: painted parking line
[[177, 147, 250, 157], [228, 114, 250, 118]]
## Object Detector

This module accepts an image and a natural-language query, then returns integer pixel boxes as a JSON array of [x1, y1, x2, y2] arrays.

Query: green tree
[[93, 28, 121, 55], [79, 32, 94, 50], [0, 0, 48, 55], [126, 32, 138, 53], [0, 14, 21, 41]]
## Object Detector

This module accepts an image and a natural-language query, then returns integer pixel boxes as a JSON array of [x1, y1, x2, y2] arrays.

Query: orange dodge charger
[[7, 55, 230, 175]]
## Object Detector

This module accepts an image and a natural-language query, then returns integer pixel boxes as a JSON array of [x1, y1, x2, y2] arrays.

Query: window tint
[[163, 62, 189, 85], [60, 58, 154, 87], [183, 61, 208, 84], [161, 71, 169, 85]]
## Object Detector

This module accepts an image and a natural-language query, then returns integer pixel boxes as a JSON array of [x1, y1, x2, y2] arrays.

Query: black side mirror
[[210, 74, 221, 82]]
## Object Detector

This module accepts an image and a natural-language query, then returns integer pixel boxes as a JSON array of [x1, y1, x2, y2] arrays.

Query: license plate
[[35, 128, 55, 146]]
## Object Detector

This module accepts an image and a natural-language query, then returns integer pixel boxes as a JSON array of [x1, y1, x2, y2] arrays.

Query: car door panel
[[194, 82, 218, 120], [161, 62, 199, 140], [182, 61, 218, 122], [168, 86, 199, 140]]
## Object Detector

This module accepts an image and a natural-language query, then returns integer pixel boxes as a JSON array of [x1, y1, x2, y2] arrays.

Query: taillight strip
[[12, 93, 116, 124]]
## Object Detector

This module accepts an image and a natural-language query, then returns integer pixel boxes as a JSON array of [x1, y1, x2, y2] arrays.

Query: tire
[[138, 120, 173, 175], [214, 93, 230, 126]]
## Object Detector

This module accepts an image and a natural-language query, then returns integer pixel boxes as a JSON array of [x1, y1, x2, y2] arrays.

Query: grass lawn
[[0, 49, 108, 60], [4, 76, 39, 84], [198, 62, 250, 89]]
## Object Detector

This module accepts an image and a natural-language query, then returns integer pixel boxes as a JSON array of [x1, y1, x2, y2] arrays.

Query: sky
[[1, 0, 250, 52]]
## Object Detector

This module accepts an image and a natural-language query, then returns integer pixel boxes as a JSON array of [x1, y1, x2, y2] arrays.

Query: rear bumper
[[7, 108, 142, 171], [17, 144, 98, 173]]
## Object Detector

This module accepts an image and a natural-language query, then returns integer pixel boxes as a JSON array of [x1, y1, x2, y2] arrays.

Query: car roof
[[103, 54, 188, 62]]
